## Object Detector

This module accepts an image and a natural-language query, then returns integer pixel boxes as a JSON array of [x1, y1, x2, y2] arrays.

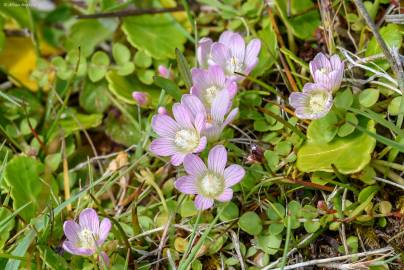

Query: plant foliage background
[[0, 0, 403, 269]]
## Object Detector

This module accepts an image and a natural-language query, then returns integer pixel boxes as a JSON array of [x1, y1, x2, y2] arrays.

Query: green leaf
[[112, 42, 131, 65], [297, 118, 376, 174], [4, 156, 54, 221], [304, 221, 320, 233], [134, 50, 152, 68], [0, 208, 15, 250], [180, 200, 197, 218], [358, 185, 379, 203], [266, 202, 285, 220], [337, 113, 357, 137], [264, 150, 279, 171], [154, 76, 182, 101], [88, 51, 110, 82], [307, 111, 338, 143], [116, 61, 135, 76], [122, 14, 187, 59], [176, 48, 192, 89], [257, 234, 282, 255], [137, 69, 155, 85], [334, 89, 353, 109], [106, 70, 161, 106], [239, 211, 262, 235], [58, 112, 103, 136], [252, 26, 278, 76], [219, 201, 239, 222], [65, 18, 118, 57], [365, 24, 402, 70], [38, 246, 69, 270], [359, 89, 379, 107], [388, 96, 403, 116], [276, 0, 320, 40], [79, 80, 111, 113], [105, 112, 141, 147]]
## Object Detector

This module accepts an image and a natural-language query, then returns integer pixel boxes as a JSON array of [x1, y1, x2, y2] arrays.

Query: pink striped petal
[[229, 33, 245, 62], [224, 164, 245, 187], [171, 152, 186, 166], [63, 220, 80, 243], [173, 103, 193, 128], [183, 154, 207, 176], [211, 90, 230, 123], [211, 43, 230, 68], [79, 208, 99, 234], [152, 115, 180, 137], [97, 218, 111, 245], [63, 240, 95, 256], [150, 138, 176, 156], [182, 94, 206, 118], [175, 175, 198, 194], [194, 195, 214, 210], [208, 145, 227, 174], [193, 136, 207, 153], [216, 188, 233, 202]]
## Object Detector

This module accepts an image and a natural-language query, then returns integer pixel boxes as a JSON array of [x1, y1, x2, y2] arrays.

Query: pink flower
[[132, 91, 149, 106], [175, 145, 245, 210], [62, 208, 111, 263], [150, 103, 207, 166], [289, 83, 333, 119], [191, 65, 237, 109], [309, 53, 344, 92], [182, 92, 238, 142], [200, 31, 261, 81]]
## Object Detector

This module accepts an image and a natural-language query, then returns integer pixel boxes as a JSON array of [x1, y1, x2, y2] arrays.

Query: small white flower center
[[227, 56, 243, 74], [78, 229, 97, 249], [308, 92, 329, 113], [197, 172, 225, 198], [174, 129, 200, 152], [203, 85, 220, 106]]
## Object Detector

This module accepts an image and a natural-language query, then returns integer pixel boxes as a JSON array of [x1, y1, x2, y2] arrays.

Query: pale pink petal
[[223, 107, 238, 126], [97, 218, 111, 245], [191, 68, 209, 91], [150, 138, 177, 156], [244, 39, 261, 69], [226, 80, 238, 99], [79, 208, 99, 234], [218, 31, 235, 47], [194, 113, 206, 133], [224, 164, 245, 187], [216, 188, 233, 202], [194, 195, 214, 210], [193, 136, 207, 153], [183, 154, 207, 176], [63, 220, 81, 243], [197, 37, 212, 68], [208, 65, 226, 86], [229, 33, 246, 61], [211, 90, 230, 123], [182, 94, 206, 118], [208, 145, 227, 174], [210, 43, 230, 68], [152, 115, 180, 137], [63, 240, 94, 256], [175, 175, 198, 194], [173, 103, 194, 128], [171, 153, 186, 166]]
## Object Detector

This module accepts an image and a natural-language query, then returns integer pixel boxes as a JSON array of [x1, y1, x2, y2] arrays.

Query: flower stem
[[179, 210, 202, 265]]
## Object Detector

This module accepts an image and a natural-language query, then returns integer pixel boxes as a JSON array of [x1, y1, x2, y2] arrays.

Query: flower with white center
[[182, 92, 238, 142], [209, 31, 261, 81], [310, 52, 344, 92], [191, 65, 237, 109], [289, 83, 333, 119], [150, 103, 207, 166], [62, 208, 111, 266], [175, 145, 245, 210]]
